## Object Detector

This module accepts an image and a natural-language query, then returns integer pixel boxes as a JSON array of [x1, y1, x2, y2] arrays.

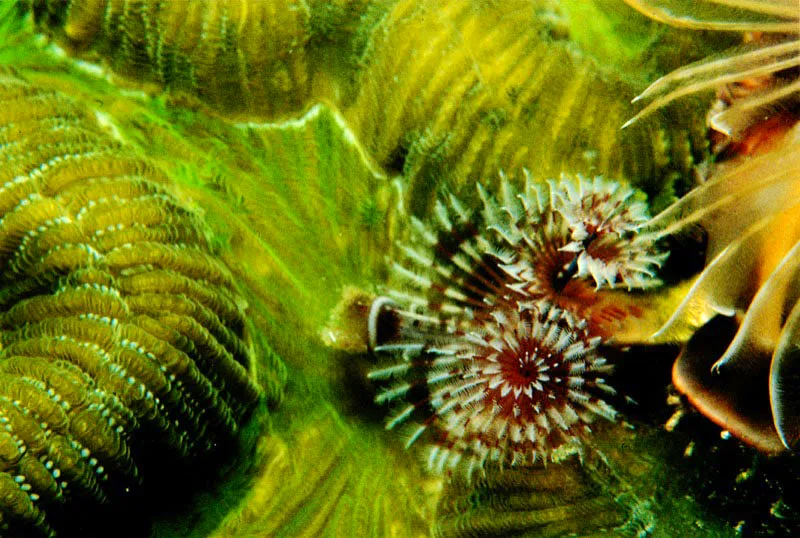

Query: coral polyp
[[369, 174, 663, 476]]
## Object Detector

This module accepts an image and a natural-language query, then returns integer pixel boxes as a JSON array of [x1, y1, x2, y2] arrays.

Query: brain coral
[[0, 70, 263, 536]]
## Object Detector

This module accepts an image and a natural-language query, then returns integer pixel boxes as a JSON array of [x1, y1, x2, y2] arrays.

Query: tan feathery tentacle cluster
[[368, 174, 664, 477], [0, 71, 262, 536], [624, 0, 800, 453], [623, 0, 800, 138]]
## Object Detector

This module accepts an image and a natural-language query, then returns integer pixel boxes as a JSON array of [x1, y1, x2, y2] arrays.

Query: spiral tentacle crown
[[369, 173, 665, 477]]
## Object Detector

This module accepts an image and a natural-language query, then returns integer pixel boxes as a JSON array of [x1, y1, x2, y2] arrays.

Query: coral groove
[[30, 0, 319, 118]]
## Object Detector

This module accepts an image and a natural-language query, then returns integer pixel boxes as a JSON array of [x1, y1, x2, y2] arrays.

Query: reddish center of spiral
[[483, 337, 569, 423], [531, 245, 597, 313]]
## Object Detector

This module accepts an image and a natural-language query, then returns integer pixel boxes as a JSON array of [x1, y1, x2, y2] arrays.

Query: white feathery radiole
[[367, 173, 663, 476]]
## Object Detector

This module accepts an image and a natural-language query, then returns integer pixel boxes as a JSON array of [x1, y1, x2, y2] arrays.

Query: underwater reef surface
[[0, 0, 797, 537]]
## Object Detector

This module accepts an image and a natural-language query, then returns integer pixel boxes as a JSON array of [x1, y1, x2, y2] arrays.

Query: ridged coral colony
[[368, 174, 666, 476], [0, 70, 262, 536], [28, 0, 325, 118], [5, 1, 779, 536]]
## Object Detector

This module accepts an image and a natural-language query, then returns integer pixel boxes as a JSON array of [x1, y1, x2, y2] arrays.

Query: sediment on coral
[[0, 70, 266, 536]]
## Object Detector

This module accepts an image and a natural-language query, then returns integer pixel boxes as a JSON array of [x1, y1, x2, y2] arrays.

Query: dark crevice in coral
[[657, 225, 708, 286]]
